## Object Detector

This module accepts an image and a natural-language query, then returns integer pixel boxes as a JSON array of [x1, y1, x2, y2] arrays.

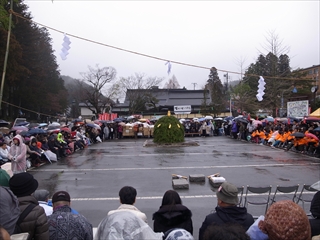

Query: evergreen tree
[[206, 67, 225, 116]]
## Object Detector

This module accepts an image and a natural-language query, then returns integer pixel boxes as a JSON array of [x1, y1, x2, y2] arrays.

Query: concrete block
[[172, 179, 189, 189], [209, 177, 225, 188], [189, 174, 205, 182]]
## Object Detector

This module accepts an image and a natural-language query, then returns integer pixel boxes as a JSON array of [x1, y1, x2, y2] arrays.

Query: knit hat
[[52, 191, 70, 203], [258, 200, 311, 240], [9, 172, 38, 197], [310, 191, 320, 218], [216, 182, 238, 205]]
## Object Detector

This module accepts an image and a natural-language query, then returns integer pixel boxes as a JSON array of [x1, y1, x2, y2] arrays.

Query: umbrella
[[47, 125, 60, 130], [235, 117, 249, 123], [86, 123, 101, 129], [313, 127, 320, 132], [72, 119, 83, 123], [38, 123, 48, 127], [19, 130, 29, 137], [214, 117, 223, 121], [50, 122, 61, 126], [28, 123, 39, 129], [0, 127, 9, 134], [290, 132, 305, 138], [113, 118, 124, 122], [0, 120, 9, 127], [118, 122, 126, 126], [16, 121, 29, 126], [305, 133, 319, 141], [252, 120, 262, 126], [11, 126, 28, 132], [205, 116, 213, 120], [60, 127, 71, 133], [27, 128, 47, 135], [198, 117, 206, 122]]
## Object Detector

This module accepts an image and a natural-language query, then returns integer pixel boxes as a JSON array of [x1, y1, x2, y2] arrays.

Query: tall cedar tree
[[0, 0, 67, 120], [206, 67, 225, 117]]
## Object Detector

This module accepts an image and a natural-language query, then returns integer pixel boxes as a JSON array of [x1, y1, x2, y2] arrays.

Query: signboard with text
[[287, 100, 309, 117], [174, 105, 191, 114]]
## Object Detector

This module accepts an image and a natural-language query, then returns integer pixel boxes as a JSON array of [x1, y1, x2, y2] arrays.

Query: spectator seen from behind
[[153, 190, 193, 234], [108, 186, 147, 223], [48, 191, 93, 240], [247, 200, 311, 240], [9, 172, 49, 239], [199, 182, 254, 240], [34, 189, 53, 216]]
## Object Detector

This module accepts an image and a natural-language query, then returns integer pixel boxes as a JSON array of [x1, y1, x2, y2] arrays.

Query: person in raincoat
[[8, 134, 27, 174], [95, 211, 163, 240]]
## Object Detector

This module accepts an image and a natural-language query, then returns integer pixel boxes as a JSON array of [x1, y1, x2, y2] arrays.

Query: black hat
[[216, 182, 238, 205], [9, 172, 38, 197], [52, 191, 71, 203]]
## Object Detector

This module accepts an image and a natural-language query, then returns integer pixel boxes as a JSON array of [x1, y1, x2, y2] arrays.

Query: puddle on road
[[212, 150, 223, 156]]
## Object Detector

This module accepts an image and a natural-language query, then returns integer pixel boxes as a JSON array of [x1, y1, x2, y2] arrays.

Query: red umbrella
[[60, 127, 71, 133], [305, 133, 319, 141]]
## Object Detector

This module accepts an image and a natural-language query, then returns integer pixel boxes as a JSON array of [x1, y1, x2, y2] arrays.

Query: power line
[[9, 10, 315, 82]]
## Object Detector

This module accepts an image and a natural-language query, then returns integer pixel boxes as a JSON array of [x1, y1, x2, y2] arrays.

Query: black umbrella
[[27, 128, 47, 135], [313, 127, 320, 132], [113, 118, 124, 122], [235, 117, 249, 123], [291, 132, 305, 138], [0, 120, 9, 127]]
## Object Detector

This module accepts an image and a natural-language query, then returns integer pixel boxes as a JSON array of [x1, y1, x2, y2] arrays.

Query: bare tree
[[235, 56, 247, 81], [259, 30, 290, 57], [80, 64, 117, 116], [118, 73, 163, 114], [164, 75, 180, 89]]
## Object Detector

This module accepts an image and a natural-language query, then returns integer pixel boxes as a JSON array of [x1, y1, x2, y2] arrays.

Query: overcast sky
[[24, 0, 319, 91]]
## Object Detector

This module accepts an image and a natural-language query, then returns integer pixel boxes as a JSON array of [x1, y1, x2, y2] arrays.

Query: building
[[112, 88, 214, 118]]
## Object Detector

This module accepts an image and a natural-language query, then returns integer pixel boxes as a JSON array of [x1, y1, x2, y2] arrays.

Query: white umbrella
[[205, 116, 213, 120]]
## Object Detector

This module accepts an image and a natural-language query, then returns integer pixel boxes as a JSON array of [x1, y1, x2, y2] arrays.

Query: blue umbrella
[[86, 123, 96, 128], [113, 118, 124, 122], [28, 128, 47, 135]]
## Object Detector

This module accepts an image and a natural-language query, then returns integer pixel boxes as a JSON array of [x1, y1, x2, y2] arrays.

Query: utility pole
[[0, 0, 13, 110], [191, 83, 197, 90]]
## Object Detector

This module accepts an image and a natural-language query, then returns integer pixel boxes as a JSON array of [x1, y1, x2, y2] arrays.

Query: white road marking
[[29, 162, 320, 172], [71, 192, 315, 201]]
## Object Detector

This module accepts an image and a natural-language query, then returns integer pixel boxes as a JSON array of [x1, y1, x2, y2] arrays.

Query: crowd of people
[[224, 117, 320, 157], [0, 174, 319, 240]]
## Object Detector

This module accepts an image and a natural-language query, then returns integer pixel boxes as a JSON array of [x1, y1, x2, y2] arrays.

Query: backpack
[[14, 203, 37, 234]]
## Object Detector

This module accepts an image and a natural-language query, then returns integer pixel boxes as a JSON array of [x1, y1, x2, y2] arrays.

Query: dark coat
[[152, 204, 193, 234], [198, 206, 254, 240], [17, 195, 49, 240]]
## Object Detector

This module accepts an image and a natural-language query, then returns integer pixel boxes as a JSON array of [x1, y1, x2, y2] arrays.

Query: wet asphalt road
[[28, 136, 320, 238]]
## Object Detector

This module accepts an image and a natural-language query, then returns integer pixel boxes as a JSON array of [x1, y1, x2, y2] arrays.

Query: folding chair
[[237, 186, 244, 207], [296, 184, 318, 211], [244, 185, 272, 214], [270, 184, 299, 205]]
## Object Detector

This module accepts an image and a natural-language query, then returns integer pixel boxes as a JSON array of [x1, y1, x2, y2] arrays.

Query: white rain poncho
[[95, 211, 163, 240]]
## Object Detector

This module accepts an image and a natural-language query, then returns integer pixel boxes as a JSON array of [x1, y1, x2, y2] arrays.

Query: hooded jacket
[[153, 204, 193, 234], [8, 134, 27, 174], [199, 206, 254, 240]]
